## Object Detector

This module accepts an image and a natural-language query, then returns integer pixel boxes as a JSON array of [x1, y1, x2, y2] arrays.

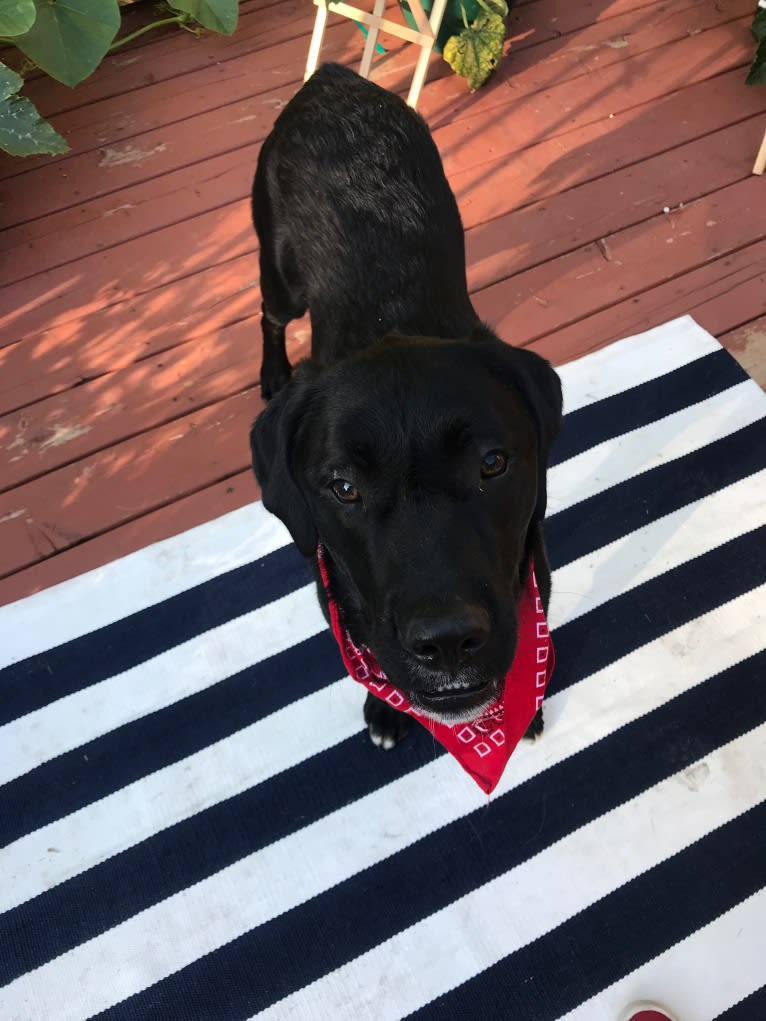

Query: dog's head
[[251, 334, 562, 722]]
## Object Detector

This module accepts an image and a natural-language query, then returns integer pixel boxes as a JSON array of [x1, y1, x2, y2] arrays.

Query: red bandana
[[316, 546, 555, 794]]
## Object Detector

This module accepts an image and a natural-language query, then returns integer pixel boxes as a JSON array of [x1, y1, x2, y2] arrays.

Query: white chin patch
[[412, 693, 497, 726]]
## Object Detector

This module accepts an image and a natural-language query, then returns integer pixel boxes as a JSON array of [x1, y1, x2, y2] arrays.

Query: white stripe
[[0, 583, 325, 785], [253, 726, 766, 1021], [0, 501, 291, 669], [557, 315, 721, 414], [548, 379, 765, 514], [549, 467, 766, 628], [3, 585, 762, 1018], [558, 889, 766, 1021]]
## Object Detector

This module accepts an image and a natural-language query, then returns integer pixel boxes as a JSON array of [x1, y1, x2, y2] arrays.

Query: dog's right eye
[[330, 479, 360, 503], [480, 450, 508, 479]]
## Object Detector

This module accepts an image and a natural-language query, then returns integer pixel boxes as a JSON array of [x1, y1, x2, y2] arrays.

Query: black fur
[[250, 64, 562, 749]]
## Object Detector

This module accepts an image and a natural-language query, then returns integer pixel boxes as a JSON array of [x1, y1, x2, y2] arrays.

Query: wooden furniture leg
[[359, 0, 387, 77], [305, 0, 329, 80], [305, 0, 447, 109], [754, 126, 766, 176], [407, 0, 448, 108]]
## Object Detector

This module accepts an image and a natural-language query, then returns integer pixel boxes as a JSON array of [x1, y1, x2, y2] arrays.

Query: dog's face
[[251, 336, 561, 722]]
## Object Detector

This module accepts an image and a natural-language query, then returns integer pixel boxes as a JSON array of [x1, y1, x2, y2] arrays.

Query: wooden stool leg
[[305, 1, 329, 80], [359, 0, 387, 77], [406, 0, 448, 108], [406, 41, 435, 109], [754, 126, 766, 176]]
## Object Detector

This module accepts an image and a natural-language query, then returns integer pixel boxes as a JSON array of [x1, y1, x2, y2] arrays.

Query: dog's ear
[[250, 363, 321, 557], [472, 330, 563, 522]]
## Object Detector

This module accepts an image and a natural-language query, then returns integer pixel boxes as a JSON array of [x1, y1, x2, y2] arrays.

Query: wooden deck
[[1, 0, 765, 607]]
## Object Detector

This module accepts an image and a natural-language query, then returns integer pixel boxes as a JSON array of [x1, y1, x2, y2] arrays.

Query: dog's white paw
[[364, 693, 411, 750], [368, 724, 401, 750]]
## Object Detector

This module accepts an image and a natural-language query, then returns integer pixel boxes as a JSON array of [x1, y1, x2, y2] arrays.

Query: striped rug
[[1, 316, 764, 1021]]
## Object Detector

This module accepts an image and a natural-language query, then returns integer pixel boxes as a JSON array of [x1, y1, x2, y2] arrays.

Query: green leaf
[[475, 0, 508, 18], [746, 36, 766, 85], [443, 10, 505, 90], [169, 0, 239, 35], [13, 0, 121, 88], [0, 63, 68, 156], [0, 62, 24, 101], [751, 8, 766, 45], [0, 0, 37, 37]]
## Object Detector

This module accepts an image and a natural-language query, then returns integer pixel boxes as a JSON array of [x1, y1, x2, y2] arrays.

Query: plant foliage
[[0, 0, 240, 158], [171, 0, 239, 36], [0, 0, 37, 37], [12, 0, 122, 88], [442, 0, 508, 91], [746, 4, 766, 85], [0, 63, 69, 155]]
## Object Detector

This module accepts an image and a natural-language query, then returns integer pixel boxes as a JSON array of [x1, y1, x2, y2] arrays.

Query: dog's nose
[[405, 606, 490, 672]]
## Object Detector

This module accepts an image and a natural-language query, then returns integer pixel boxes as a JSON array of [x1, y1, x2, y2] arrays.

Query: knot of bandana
[[316, 546, 555, 793]]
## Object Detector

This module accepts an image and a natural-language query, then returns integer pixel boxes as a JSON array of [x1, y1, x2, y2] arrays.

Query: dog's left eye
[[480, 450, 508, 478], [330, 478, 360, 503]]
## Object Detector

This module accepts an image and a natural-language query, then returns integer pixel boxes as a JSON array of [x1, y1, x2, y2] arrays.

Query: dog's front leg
[[309, 559, 413, 751], [260, 302, 293, 400], [364, 693, 412, 750]]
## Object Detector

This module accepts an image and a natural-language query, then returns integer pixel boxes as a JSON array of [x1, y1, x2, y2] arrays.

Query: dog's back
[[252, 64, 477, 363]]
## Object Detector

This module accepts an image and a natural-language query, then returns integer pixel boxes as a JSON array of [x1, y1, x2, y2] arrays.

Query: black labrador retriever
[[250, 63, 562, 750]]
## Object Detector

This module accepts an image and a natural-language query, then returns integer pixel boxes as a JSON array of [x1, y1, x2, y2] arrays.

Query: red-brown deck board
[[1, 0, 765, 606]]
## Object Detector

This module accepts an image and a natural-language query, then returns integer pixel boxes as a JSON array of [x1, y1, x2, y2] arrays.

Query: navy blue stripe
[[0, 630, 344, 848], [2, 522, 761, 856], [85, 650, 766, 1020], [549, 523, 766, 696], [407, 803, 766, 1021], [551, 347, 747, 466], [547, 417, 766, 569], [0, 542, 308, 727], [715, 985, 766, 1020]]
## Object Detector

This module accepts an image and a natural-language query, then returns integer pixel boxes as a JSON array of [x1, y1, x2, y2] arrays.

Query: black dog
[[250, 64, 562, 750]]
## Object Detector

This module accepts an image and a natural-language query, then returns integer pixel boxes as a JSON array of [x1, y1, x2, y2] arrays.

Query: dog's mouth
[[406, 671, 500, 723]]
